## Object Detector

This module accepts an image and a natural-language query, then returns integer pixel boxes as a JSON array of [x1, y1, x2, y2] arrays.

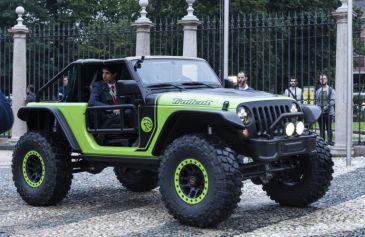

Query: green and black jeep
[[12, 56, 333, 227]]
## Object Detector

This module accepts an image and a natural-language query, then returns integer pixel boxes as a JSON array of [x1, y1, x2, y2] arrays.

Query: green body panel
[[156, 91, 293, 111], [27, 102, 150, 157], [141, 92, 294, 156], [26, 92, 293, 157]]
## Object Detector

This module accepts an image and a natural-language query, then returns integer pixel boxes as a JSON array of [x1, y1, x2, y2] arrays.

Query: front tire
[[12, 132, 72, 206], [114, 168, 158, 192], [159, 134, 242, 228], [263, 137, 333, 207]]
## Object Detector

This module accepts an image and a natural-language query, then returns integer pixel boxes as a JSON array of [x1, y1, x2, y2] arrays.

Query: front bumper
[[249, 134, 317, 162]]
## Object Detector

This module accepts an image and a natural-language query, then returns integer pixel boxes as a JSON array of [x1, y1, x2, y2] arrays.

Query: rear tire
[[263, 136, 333, 207], [159, 134, 242, 228], [12, 132, 72, 206], [114, 168, 158, 192]]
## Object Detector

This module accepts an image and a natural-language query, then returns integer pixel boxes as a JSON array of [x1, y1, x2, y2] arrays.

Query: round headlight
[[295, 121, 305, 135], [237, 106, 251, 125], [284, 122, 295, 137], [290, 103, 299, 113]]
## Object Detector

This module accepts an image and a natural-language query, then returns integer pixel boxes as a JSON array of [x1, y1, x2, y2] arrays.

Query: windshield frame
[[133, 58, 222, 88]]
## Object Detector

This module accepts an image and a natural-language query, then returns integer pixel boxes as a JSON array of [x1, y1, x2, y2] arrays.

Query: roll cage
[[36, 57, 218, 103]]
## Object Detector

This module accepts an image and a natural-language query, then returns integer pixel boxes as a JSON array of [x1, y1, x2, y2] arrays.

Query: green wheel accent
[[22, 150, 45, 188], [174, 158, 209, 205], [141, 117, 153, 133]]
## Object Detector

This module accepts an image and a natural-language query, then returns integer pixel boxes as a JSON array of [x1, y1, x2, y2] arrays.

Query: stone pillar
[[332, 1, 353, 156], [178, 0, 201, 58], [131, 0, 154, 56], [8, 6, 29, 142]]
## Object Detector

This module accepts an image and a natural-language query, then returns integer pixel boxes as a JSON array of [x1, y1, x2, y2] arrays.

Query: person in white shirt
[[284, 77, 303, 103], [236, 71, 250, 90]]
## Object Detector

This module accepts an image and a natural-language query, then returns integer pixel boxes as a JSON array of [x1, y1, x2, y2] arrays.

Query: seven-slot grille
[[245, 101, 295, 136]]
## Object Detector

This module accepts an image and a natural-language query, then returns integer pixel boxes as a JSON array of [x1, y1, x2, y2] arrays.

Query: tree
[[0, 0, 140, 27], [0, 0, 49, 27], [146, 0, 341, 19], [266, 0, 341, 13], [147, 0, 268, 19], [0, 0, 342, 27]]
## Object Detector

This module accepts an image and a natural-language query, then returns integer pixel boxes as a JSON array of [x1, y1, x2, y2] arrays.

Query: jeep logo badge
[[141, 117, 153, 133]]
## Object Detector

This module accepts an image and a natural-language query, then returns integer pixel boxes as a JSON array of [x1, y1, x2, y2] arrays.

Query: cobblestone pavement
[[1, 150, 365, 237]]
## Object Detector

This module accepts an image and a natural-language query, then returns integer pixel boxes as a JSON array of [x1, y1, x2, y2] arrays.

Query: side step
[[81, 155, 160, 172]]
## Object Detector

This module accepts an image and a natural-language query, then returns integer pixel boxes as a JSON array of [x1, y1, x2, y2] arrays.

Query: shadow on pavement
[[314, 166, 365, 208], [123, 166, 365, 237]]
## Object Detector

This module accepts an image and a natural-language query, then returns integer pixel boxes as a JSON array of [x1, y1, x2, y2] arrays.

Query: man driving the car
[[89, 66, 120, 115]]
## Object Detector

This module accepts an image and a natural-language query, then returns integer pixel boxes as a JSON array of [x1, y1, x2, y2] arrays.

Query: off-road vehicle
[[12, 56, 333, 227]]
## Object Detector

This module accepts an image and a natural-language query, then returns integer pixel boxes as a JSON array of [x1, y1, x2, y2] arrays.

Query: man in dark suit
[[89, 65, 135, 123], [88, 66, 136, 145], [89, 66, 119, 110], [0, 90, 14, 133]]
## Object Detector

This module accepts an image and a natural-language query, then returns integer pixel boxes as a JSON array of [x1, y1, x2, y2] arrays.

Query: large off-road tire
[[114, 168, 158, 192], [12, 132, 72, 206], [159, 134, 242, 228], [263, 136, 333, 207]]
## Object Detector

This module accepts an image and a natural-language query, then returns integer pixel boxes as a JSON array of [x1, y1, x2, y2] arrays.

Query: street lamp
[[347, 0, 353, 166], [223, 0, 229, 81]]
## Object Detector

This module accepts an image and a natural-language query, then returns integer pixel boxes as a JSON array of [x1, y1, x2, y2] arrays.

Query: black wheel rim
[[174, 159, 209, 204], [22, 150, 45, 188]]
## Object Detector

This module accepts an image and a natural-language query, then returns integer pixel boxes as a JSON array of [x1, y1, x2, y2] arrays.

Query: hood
[[149, 88, 294, 110]]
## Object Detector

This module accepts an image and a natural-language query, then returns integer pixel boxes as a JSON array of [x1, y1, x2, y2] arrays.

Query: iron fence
[[0, 27, 13, 99], [1, 13, 336, 94], [354, 53, 365, 145], [198, 12, 336, 94], [1, 11, 365, 144]]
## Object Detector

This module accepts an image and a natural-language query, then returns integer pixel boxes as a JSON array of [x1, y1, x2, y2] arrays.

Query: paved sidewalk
[[0, 151, 12, 168], [1, 151, 365, 236]]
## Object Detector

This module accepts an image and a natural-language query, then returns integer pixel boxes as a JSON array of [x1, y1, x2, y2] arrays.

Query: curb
[[0, 138, 14, 150], [0, 144, 15, 151]]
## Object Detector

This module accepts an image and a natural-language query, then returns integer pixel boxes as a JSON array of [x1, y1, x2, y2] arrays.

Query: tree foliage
[[0, 0, 343, 27], [0, 0, 360, 95], [0, 0, 139, 27], [146, 0, 341, 19], [266, 0, 340, 13]]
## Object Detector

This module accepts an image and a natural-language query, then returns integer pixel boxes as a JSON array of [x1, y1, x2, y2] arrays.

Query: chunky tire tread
[[159, 134, 242, 228], [12, 132, 73, 206], [114, 168, 158, 192], [263, 136, 334, 207]]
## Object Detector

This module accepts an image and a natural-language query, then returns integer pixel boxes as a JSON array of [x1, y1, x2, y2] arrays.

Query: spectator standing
[[0, 90, 14, 133], [235, 71, 250, 91], [284, 77, 303, 103], [58, 75, 69, 101], [25, 84, 36, 104], [315, 73, 335, 145]]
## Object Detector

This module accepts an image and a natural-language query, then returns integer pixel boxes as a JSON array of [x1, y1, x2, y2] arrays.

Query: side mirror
[[224, 78, 236, 89], [116, 80, 140, 95], [134, 56, 145, 71]]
